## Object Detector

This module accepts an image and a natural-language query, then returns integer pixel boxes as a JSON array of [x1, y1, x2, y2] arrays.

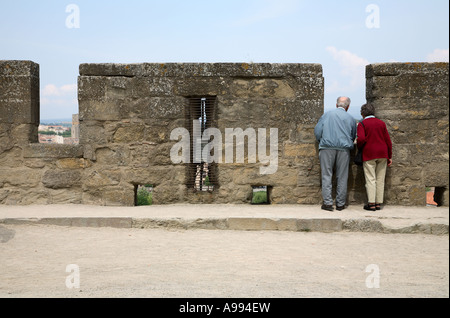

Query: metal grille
[[186, 97, 218, 192]]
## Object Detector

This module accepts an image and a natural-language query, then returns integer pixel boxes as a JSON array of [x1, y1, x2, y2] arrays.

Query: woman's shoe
[[364, 203, 377, 212], [375, 204, 382, 211]]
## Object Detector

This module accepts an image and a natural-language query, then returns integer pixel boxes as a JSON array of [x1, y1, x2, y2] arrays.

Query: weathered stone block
[[11, 124, 38, 144], [289, 124, 317, 143], [436, 120, 450, 144], [129, 142, 176, 167], [102, 185, 135, 206], [24, 158, 47, 169], [79, 121, 109, 145], [231, 166, 297, 187], [408, 186, 426, 206], [152, 183, 186, 205], [42, 170, 82, 189], [218, 98, 322, 126], [95, 146, 130, 166], [79, 100, 123, 121], [0, 188, 48, 205], [83, 169, 122, 188], [79, 63, 323, 79], [48, 189, 82, 204], [0, 76, 33, 99], [56, 158, 92, 170], [227, 218, 279, 231], [230, 79, 295, 99], [297, 219, 342, 233], [127, 97, 185, 120], [292, 76, 325, 100], [389, 167, 423, 185], [0, 99, 39, 125], [392, 144, 449, 166], [0, 147, 23, 168], [79, 63, 144, 77], [0, 60, 39, 77], [175, 77, 231, 96], [368, 74, 449, 99], [293, 186, 322, 204], [0, 168, 41, 187], [131, 77, 175, 97], [77, 76, 106, 101], [284, 143, 317, 158], [23, 144, 84, 159], [423, 162, 450, 187], [385, 119, 436, 144], [123, 166, 185, 185], [270, 186, 298, 204], [105, 77, 133, 99], [0, 61, 39, 125], [113, 123, 145, 143]]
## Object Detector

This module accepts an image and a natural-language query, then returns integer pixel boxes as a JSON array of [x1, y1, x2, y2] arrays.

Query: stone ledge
[[1, 216, 448, 235], [1, 217, 132, 228], [23, 144, 84, 159], [79, 63, 323, 78], [0, 60, 39, 77], [367, 62, 449, 77]]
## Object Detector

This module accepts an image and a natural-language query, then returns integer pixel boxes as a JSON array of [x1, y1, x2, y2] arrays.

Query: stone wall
[[1, 62, 325, 206], [365, 62, 449, 206], [0, 61, 448, 207], [77, 63, 324, 205]]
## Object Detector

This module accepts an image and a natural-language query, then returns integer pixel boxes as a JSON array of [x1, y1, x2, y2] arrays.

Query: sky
[[1, 0, 449, 120]]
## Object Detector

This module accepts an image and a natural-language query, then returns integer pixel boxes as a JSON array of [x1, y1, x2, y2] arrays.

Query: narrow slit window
[[186, 97, 218, 192]]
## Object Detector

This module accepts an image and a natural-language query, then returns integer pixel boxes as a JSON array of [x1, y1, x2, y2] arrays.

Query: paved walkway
[[0, 204, 448, 235], [1, 204, 448, 298]]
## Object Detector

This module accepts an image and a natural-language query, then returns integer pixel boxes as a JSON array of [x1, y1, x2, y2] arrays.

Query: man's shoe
[[336, 205, 346, 211], [321, 204, 334, 212]]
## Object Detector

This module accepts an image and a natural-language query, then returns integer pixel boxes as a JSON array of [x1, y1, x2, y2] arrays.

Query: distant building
[[72, 114, 80, 140], [38, 134, 57, 144], [38, 114, 79, 144], [63, 137, 78, 145]]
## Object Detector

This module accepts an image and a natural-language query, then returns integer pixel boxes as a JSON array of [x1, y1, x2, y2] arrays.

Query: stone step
[[1, 216, 448, 235]]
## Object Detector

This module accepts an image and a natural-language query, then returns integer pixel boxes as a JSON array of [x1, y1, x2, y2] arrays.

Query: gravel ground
[[0, 224, 448, 298]]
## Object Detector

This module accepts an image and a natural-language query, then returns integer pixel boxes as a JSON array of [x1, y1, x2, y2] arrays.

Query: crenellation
[[0, 61, 448, 206]]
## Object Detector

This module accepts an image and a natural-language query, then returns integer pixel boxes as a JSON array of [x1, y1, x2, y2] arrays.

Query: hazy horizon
[[3, 1, 447, 121]]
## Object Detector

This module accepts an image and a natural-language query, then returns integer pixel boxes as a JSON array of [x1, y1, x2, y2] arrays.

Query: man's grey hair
[[337, 97, 351, 108]]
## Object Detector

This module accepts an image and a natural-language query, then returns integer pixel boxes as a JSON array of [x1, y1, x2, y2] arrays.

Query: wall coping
[[366, 62, 449, 77], [79, 63, 323, 78]]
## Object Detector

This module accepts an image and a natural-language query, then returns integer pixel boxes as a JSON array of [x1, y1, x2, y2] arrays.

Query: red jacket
[[357, 117, 392, 162]]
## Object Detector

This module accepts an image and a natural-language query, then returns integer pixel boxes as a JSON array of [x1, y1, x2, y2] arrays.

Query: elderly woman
[[357, 103, 393, 211]]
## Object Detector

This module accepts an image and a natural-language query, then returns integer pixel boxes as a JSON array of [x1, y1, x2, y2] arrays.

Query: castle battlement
[[0, 61, 448, 206]]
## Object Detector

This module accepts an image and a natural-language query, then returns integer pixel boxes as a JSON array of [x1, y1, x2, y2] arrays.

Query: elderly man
[[314, 97, 357, 212]]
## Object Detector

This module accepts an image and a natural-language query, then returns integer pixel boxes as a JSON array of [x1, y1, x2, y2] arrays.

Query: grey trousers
[[319, 149, 351, 207]]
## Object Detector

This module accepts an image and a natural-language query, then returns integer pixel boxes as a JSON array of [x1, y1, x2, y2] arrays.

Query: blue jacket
[[314, 107, 357, 150]]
